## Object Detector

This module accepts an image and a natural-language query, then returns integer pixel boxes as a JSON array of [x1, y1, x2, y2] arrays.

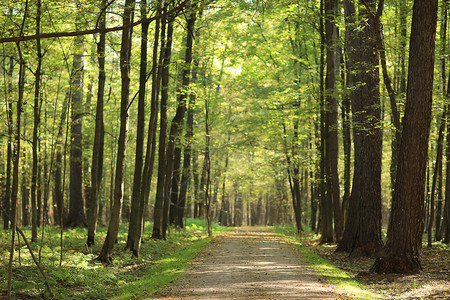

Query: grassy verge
[[272, 225, 382, 300], [0, 218, 227, 299]]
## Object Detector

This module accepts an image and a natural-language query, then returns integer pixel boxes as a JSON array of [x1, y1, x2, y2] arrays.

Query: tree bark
[[97, 0, 135, 263], [152, 15, 172, 240], [427, 107, 446, 247], [162, 3, 197, 239], [87, 0, 106, 246], [177, 62, 198, 228], [323, 0, 341, 242], [8, 41, 25, 300], [372, 0, 438, 273], [126, 0, 150, 251], [131, 0, 162, 256], [336, 0, 383, 257], [319, 0, 333, 243], [66, 7, 87, 228], [3, 56, 14, 230], [31, 0, 42, 242]]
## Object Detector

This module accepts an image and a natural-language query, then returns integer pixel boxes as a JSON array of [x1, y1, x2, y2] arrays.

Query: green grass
[[0, 218, 228, 299], [272, 225, 382, 300]]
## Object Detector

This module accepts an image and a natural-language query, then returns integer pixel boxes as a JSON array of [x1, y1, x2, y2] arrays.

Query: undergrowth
[[0, 218, 227, 299]]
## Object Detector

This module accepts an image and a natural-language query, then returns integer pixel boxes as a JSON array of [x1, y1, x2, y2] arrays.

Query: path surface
[[154, 227, 340, 299]]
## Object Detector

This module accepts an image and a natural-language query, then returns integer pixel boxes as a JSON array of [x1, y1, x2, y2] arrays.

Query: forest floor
[[154, 227, 342, 299], [308, 237, 450, 299]]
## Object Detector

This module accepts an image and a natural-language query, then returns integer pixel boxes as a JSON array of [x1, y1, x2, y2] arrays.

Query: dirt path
[[154, 227, 340, 299]]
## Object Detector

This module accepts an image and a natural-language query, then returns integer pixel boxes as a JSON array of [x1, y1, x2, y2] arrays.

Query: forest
[[0, 0, 450, 298]]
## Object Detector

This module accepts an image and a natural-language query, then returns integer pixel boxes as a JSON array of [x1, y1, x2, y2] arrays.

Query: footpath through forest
[[154, 227, 340, 299]]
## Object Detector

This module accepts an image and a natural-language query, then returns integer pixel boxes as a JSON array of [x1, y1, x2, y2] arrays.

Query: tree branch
[[0, 0, 189, 44]]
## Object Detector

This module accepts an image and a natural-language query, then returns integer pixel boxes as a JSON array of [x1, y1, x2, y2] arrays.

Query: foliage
[[0, 219, 228, 299]]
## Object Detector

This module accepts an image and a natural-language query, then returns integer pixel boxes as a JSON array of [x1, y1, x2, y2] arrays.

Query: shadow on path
[[154, 227, 339, 299]]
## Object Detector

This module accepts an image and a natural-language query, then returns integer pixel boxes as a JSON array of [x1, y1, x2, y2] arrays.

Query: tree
[[30, 0, 43, 242], [372, 0, 438, 273], [336, 0, 383, 257], [66, 4, 87, 228], [86, 0, 106, 246], [3, 56, 14, 230], [126, 0, 151, 252], [152, 13, 173, 240], [162, 2, 197, 238], [97, 0, 135, 263]]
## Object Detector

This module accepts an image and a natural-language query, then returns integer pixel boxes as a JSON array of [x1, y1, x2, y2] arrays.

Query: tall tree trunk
[[86, 0, 106, 246], [97, 0, 135, 263], [319, 0, 332, 243], [53, 93, 69, 226], [177, 60, 198, 228], [3, 56, 14, 230], [126, 0, 150, 251], [162, 3, 197, 239], [292, 121, 302, 233], [131, 1, 162, 256], [372, 0, 438, 273], [152, 14, 172, 240], [337, 0, 383, 257], [323, 0, 341, 242], [135, 1, 163, 253], [31, 0, 42, 242], [204, 95, 212, 237], [341, 51, 351, 226], [66, 7, 86, 228], [427, 107, 446, 247], [390, 0, 407, 202], [8, 41, 25, 300]]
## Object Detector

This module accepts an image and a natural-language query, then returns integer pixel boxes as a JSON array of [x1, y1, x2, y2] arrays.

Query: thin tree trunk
[[126, 0, 150, 251], [86, 0, 106, 247], [319, 0, 332, 243], [177, 61, 198, 228], [3, 56, 14, 230], [427, 107, 447, 247], [162, 4, 196, 239], [31, 0, 43, 242], [132, 0, 162, 256], [8, 41, 25, 300], [153, 14, 172, 240], [97, 0, 135, 263]]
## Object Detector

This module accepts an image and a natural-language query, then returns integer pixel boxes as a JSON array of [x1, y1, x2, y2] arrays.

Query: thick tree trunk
[[372, 0, 438, 273], [97, 0, 135, 263], [337, 0, 383, 257]]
